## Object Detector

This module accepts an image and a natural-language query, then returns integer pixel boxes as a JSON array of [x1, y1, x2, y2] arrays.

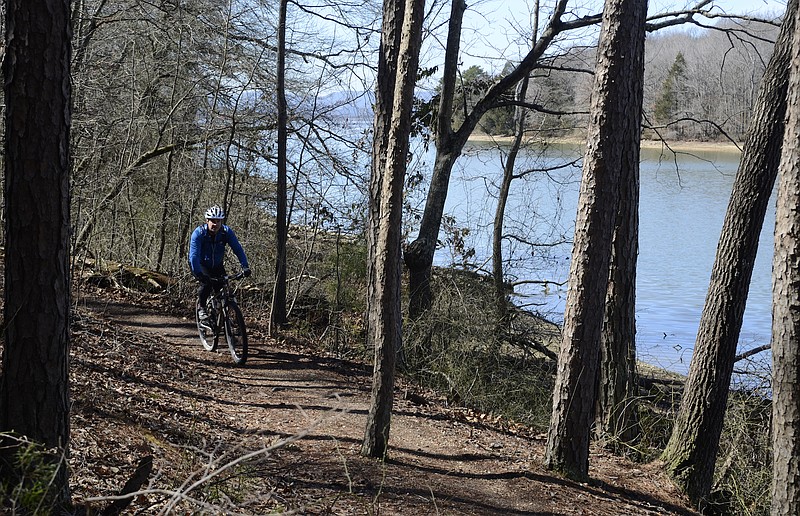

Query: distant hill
[[317, 90, 374, 121], [316, 88, 436, 122]]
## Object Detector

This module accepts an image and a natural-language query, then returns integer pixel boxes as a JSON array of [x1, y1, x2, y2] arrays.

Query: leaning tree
[[660, 0, 796, 504], [545, 0, 647, 480]]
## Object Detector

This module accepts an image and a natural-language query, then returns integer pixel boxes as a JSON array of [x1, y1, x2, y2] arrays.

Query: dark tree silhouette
[[271, 0, 289, 332], [1, 0, 73, 508]]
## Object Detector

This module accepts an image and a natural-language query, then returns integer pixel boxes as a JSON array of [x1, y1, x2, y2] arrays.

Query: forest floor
[[67, 284, 699, 515]]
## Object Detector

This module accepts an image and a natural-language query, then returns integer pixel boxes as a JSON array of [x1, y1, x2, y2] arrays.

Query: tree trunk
[[545, 0, 647, 481], [361, 0, 402, 454], [404, 0, 466, 319], [271, 0, 289, 333], [595, 0, 647, 450], [661, 0, 796, 504], [596, 183, 641, 450], [771, 3, 800, 513], [361, 0, 425, 459], [493, 0, 538, 323], [156, 147, 175, 272], [1, 0, 72, 507], [365, 0, 404, 354], [492, 148, 515, 323]]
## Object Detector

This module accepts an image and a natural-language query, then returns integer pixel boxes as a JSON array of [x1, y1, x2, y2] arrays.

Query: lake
[[428, 141, 771, 376]]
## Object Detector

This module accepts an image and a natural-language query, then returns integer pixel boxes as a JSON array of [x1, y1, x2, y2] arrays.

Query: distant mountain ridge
[[317, 88, 436, 121], [318, 90, 374, 120]]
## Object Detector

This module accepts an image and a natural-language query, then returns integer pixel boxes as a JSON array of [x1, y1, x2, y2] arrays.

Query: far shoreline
[[467, 132, 744, 154]]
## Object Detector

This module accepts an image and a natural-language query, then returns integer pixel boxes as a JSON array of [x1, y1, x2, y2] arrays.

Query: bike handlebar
[[227, 270, 247, 281], [209, 270, 247, 284]]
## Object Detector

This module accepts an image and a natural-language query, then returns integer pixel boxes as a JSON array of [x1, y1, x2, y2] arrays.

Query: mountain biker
[[189, 205, 251, 327]]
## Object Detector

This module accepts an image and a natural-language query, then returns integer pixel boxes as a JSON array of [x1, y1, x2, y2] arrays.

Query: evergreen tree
[[653, 52, 688, 126]]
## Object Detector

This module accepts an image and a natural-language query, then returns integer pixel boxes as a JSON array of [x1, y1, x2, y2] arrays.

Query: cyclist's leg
[[196, 292, 216, 351], [224, 302, 248, 365], [198, 282, 210, 309], [196, 278, 213, 324]]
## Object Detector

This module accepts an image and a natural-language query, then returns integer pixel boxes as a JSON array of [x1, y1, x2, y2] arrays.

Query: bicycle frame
[[196, 270, 248, 365], [208, 281, 234, 326], [208, 270, 245, 317]]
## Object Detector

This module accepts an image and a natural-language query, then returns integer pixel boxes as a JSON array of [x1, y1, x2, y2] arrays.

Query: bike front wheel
[[224, 302, 248, 365], [196, 300, 217, 351]]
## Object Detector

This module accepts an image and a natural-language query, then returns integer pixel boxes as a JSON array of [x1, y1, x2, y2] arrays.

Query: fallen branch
[[101, 455, 153, 516]]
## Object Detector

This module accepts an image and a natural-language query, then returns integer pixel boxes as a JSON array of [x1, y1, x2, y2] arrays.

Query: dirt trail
[[70, 290, 698, 515]]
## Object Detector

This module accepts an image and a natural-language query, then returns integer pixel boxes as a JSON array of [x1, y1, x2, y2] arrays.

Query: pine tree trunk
[[362, 0, 425, 459], [772, 3, 800, 513], [595, 0, 646, 450], [660, 0, 796, 504], [1, 0, 72, 506], [545, 0, 647, 480]]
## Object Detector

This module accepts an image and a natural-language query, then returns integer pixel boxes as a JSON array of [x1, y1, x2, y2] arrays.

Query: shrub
[[0, 434, 66, 515], [401, 270, 557, 431]]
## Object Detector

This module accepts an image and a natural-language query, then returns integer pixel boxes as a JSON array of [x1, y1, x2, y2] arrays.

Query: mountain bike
[[195, 271, 248, 365]]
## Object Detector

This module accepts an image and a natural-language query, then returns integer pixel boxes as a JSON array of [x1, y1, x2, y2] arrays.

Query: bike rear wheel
[[196, 300, 217, 351], [224, 302, 248, 365]]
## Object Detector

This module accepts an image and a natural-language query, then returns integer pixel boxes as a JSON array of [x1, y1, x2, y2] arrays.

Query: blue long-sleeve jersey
[[188, 224, 249, 276]]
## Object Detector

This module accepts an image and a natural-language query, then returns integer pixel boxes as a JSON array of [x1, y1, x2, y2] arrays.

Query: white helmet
[[205, 205, 225, 220]]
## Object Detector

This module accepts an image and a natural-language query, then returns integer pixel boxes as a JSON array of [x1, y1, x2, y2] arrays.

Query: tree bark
[[545, 0, 647, 481], [1, 0, 72, 506], [404, 0, 466, 319], [271, 0, 289, 332], [772, 3, 800, 513], [595, 0, 647, 450], [492, 139, 517, 323], [660, 0, 796, 504], [156, 147, 175, 272], [361, 0, 425, 459], [366, 0, 405, 353]]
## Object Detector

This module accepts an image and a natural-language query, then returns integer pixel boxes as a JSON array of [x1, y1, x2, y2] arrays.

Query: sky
[[446, 0, 788, 73]]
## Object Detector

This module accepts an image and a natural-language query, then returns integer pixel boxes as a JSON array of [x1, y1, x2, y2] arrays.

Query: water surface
[[436, 142, 770, 375]]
